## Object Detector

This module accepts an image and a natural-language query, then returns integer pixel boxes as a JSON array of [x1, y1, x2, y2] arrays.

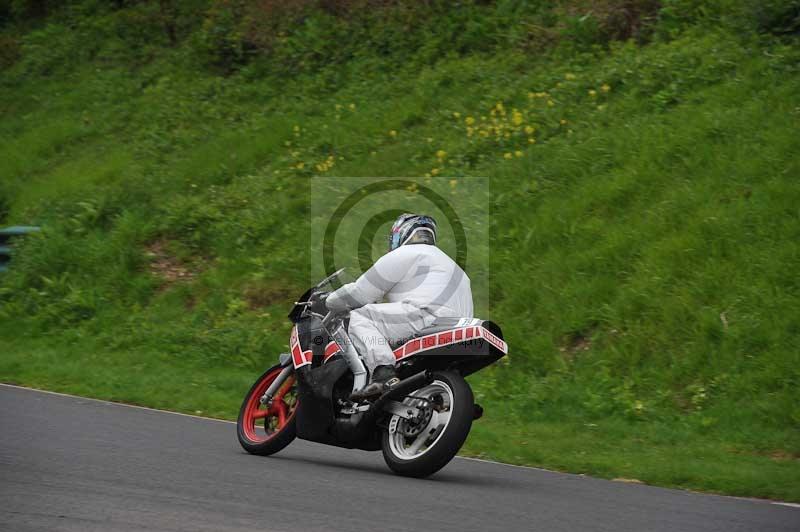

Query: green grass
[[465, 417, 800, 501], [0, 336, 250, 419], [1, 2, 799, 501]]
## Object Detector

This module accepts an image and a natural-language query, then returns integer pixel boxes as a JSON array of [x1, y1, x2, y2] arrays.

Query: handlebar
[[300, 291, 341, 327]]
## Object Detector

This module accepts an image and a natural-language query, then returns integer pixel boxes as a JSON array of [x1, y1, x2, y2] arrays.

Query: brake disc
[[399, 404, 433, 437]]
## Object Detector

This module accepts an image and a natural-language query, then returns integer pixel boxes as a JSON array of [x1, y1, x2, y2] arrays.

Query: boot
[[350, 365, 400, 401]]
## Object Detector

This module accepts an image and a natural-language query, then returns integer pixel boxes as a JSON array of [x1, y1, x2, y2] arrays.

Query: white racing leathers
[[325, 244, 473, 374]]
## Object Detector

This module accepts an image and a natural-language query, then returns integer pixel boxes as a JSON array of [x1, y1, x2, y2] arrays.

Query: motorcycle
[[236, 269, 508, 477]]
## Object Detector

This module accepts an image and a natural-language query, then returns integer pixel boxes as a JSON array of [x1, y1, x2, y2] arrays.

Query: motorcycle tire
[[381, 370, 473, 478]]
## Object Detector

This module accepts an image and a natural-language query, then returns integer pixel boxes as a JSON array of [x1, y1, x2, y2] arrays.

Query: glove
[[308, 291, 329, 316]]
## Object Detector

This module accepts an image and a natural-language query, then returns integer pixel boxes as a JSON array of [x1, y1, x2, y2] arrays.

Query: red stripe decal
[[324, 341, 339, 361], [291, 344, 304, 367], [481, 326, 509, 354], [405, 339, 421, 355], [391, 325, 509, 361]]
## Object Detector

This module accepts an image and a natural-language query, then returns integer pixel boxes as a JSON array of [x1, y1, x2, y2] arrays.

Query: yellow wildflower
[[295, 162, 305, 170], [389, 130, 397, 137], [601, 83, 611, 92], [503, 152, 512, 160], [453, 112, 461, 119], [436, 150, 447, 160], [560, 119, 568, 125], [512, 110, 523, 126], [565, 73, 577, 80], [465, 116, 475, 126], [524, 125, 535, 135], [466, 127, 474, 136], [588, 89, 597, 97], [528, 137, 536, 144], [293, 125, 300, 132], [547, 100, 555, 107], [431, 168, 439, 176], [348, 103, 356, 110], [514, 150, 523, 158], [449, 179, 457, 188]]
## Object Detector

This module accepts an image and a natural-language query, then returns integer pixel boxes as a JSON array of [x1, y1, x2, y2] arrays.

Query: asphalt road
[[0, 384, 797, 532]]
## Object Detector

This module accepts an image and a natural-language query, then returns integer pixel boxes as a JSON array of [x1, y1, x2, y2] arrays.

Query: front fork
[[259, 363, 294, 406]]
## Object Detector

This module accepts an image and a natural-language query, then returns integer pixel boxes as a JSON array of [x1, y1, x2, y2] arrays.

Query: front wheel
[[237, 364, 298, 456], [381, 371, 473, 478]]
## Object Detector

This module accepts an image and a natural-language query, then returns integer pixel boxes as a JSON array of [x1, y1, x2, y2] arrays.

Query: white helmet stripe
[[400, 226, 436, 247]]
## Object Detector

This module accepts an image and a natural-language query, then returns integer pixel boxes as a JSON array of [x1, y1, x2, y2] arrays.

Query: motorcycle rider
[[323, 213, 473, 401]]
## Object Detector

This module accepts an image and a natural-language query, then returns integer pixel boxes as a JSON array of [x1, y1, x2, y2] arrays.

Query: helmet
[[389, 213, 437, 251]]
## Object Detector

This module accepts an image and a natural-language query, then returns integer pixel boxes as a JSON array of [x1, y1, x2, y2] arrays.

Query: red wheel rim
[[242, 368, 297, 443]]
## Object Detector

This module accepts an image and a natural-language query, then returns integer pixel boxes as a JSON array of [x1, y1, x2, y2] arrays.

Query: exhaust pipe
[[364, 370, 433, 423], [378, 370, 433, 405]]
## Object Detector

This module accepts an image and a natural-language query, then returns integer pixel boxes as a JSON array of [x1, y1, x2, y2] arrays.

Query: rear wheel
[[237, 365, 298, 455], [380, 371, 473, 478]]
